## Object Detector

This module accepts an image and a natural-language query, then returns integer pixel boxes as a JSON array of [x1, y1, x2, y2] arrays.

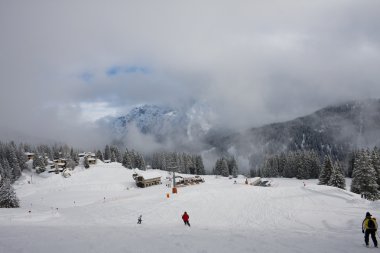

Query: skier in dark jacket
[[362, 212, 378, 247], [182, 211, 190, 227]]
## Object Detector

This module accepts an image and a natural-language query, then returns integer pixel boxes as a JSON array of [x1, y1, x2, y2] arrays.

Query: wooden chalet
[[79, 152, 97, 165], [48, 158, 67, 173]]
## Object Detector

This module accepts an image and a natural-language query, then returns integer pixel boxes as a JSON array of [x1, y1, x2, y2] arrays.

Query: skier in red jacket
[[182, 211, 190, 227]]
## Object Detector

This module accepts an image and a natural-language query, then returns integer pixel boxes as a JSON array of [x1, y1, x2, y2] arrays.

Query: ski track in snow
[[0, 162, 379, 253]]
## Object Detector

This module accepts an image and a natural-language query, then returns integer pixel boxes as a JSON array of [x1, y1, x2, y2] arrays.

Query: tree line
[[212, 156, 238, 177], [252, 150, 321, 179], [148, 152, 206, 175], [255, 147, 380, 201]]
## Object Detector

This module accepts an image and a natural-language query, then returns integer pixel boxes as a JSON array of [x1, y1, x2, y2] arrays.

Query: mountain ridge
[[107, 99, 380, 169]]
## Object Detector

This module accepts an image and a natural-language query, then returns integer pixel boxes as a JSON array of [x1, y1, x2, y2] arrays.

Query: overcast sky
[[1, 0, 379, 148]]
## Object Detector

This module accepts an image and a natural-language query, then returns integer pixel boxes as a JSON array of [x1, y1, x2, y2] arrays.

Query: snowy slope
[[1, 162, 379, 253]]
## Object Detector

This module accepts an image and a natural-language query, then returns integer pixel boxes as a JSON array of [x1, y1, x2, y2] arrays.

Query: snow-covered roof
[[134, 169, 162, 179], [25, 152, 35, 156], [79, 152, 96, 157]]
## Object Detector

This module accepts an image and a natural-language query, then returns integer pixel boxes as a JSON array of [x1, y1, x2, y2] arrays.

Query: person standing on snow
[[362, 212, 378, 247], [182, 211, 190, 227]]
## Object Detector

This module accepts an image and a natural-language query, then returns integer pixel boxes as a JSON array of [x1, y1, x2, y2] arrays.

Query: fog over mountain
[[221, 99, 380, 169], [1, 1, 380, 154], [99, 99, 380, 171]]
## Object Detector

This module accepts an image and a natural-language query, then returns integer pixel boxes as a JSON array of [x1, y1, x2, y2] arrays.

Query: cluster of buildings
[[25, 152, 97, 174]]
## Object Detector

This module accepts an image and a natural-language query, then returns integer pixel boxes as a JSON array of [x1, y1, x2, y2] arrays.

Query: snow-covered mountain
[[110, 103, 215, 150], [106, 99, 380, 169], [218, 99, 380, 167]]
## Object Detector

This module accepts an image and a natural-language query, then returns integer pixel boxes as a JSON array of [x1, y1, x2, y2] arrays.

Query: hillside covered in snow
[[1, 162, 379, 253]]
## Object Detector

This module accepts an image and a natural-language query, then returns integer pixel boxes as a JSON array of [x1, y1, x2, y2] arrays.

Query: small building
[[79, 152, 97, 165], [52, 158, 67, 168], [248, 177, 271, 187], [176, 175, 205, 186], [250, 177, 262, 186], [49, 158, 67, 173], [132, 170, 162, 188], [87, 157, 96, 165], [25, 152, 35, 160]]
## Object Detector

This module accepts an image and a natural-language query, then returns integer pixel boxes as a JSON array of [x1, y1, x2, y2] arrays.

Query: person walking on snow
[[137, 215, 142, 224], [182, 211, 190, 227], [362, 212, 378, 247]]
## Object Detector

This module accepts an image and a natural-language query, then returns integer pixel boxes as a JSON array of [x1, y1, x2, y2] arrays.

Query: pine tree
[[351, 150, 363, 194], [185, 155, 194, 174], [347, 150, 357, 178], [122, 150, 132, 169], [16, 144, 29, 171], [110, 146, 122, 163], [278, 152, 286, 176], [228, 157, 239, 178], [111, 151, 117, 162], [360, 150, 379, 200], [0, 163, 4, 180], [2, 158, 12, 180], [351, 149, 380, 200], [66, 159, 76, 170], [181, 154, 189, 174], [104, 145, 111, 161], [8, 145, 21, 182], [71, 150, 79, 165], [261, 159, 272, 177], [221, 158, 229, 177], [328, 162, 346, 189], [134, 153, 146, 170], [33, 154, 46, 174], [195, 156, 206, 175], [140, 155, 146, 170], [319, 156, 333, 185], [309, 151, 321, 179], [160, 152, 167, 171], [283, 152, 297, 178], [296, 152, 309, 179], [214, 158, 222, 175], [371, 147, 380, 190], [0, 178, 19, 208], [96, 150, 104, 161], [151, 153, 160, 170]]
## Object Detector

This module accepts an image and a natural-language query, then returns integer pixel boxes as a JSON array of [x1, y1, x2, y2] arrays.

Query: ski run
[[1, 161, 380, 253]]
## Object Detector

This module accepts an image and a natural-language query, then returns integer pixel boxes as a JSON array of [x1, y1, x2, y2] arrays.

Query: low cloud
[[1, 0, 380, 151]]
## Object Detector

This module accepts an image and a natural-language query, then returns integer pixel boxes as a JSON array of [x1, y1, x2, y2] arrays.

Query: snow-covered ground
[[1, 162, 379, 253]]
